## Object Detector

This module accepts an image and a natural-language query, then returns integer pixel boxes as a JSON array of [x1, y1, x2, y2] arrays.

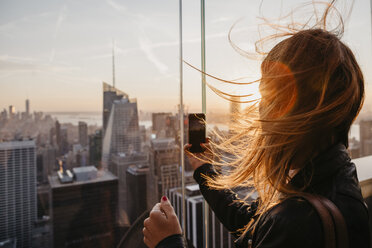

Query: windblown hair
[[198, 0, 364, 234]]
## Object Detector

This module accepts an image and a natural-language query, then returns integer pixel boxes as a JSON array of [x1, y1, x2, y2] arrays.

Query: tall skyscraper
[[360, 118, 372, 157], [25, 99, 30, 116], [89, 130, 102, 168], [102, 82, 128, 135], [102, 95, 141, 169], [49, 168, 118, 248], [8, 105, 15, 118], [78, 121, 88, 147], [59, 127, 69, 156], [0, 140, 37, 247]]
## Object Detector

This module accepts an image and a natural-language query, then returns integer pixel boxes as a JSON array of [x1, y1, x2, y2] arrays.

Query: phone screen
[[188, 113, 206, 153]]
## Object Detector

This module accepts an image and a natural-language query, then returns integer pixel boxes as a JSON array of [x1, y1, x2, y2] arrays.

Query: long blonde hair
[[199, 0, 364, 234]]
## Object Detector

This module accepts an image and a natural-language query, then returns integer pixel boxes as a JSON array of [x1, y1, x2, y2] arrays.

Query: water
[[47, 112, 152, 128], [47, 112, 360, 141]]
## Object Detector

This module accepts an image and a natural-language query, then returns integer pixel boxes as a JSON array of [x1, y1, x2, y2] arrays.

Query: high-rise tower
[[0, 140, 37, 247], [25, 99, 30, 116], [102, 82, 128, 135]]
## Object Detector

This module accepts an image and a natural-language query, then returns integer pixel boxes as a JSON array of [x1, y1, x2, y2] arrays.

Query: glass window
[[0, 1, 371, 248]]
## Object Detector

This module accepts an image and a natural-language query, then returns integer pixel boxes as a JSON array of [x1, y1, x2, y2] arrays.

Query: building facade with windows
[[0, 140, 37, 247]]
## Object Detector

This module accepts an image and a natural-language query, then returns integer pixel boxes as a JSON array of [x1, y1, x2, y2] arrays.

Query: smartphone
[[188, 113, 206, 153]]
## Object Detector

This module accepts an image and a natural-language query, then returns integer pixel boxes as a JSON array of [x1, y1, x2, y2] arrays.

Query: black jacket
[[156, 144, 370, 248]]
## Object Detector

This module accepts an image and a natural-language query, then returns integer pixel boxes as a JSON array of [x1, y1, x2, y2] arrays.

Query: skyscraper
[[0, 140, 37, 247], [78, 121, 88, 147], [102, 82, 128, 135], [360, 118, 372, 157], [110, 152, 148, 226], [89, 130, 102, 168], [102, 94, 141, 169], [148, 138, 180, 206], [152, 112, 176, 138], [25, 99, 30, 116], [49, 168, 118, 248]]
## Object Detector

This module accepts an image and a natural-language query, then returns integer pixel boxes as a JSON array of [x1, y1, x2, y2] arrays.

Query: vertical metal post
[[179, 0, 186, 240], [200, 0, 208, 247]]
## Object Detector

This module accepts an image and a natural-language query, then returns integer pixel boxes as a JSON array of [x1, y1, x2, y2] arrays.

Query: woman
[[142, 6, 370, 248]]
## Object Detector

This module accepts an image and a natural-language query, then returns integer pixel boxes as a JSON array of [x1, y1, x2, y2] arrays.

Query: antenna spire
[[112, 39, 116, 88]]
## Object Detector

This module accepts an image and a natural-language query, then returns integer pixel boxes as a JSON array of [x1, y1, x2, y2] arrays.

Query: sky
[[0, 0, 371, 113]]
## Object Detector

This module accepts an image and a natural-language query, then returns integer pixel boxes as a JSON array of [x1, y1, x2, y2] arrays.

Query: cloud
[[0, 54, 80, 75], [106, 0, 127, 13], [138, 35, 168, 75], [50, 5, 67, 63], [0, 11, 55, 37]]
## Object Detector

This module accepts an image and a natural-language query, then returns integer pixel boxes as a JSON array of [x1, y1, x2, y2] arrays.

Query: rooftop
[[49, 169, 117, 189]]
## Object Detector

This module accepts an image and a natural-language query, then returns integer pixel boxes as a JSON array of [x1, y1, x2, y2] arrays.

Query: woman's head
[[258, 29, 364, 160], [205, 17, 364, 236]]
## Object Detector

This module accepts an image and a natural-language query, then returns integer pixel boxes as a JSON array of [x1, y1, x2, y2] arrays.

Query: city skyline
[[1, 0, 372, 113]]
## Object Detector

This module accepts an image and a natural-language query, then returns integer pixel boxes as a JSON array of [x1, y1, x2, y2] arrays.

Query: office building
[[59, 127, 69, 156], [0, 140, 37, 247], [152, 113, 176, 138], [78, 121, 88, 147], [25, 99, 30, 116], [110, 152, 148, 226], [102, 93, 141, 170], [36, 146, 56, 184], [126, 165, 149, 224], [89, 130, 102, 168], [8, 106, 15, 119], [102, 82, 128, 135], [49, 168, 118, 248], [360, 118, 372, 157], [148, 138, 180, 206], [55, 121, 60, 149]]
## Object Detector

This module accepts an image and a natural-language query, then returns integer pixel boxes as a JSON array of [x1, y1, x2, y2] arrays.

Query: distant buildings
[[89, 130, 102, 168], [148, 138, 180, 206], [152, 112, 177, 139], [360, 118, 372, 157], [36, 146, 57, 185], [78, 121, 88, 147], [26, 99, 30, 116], [49, 167, 118, 248], [0, 140, 37, 247]]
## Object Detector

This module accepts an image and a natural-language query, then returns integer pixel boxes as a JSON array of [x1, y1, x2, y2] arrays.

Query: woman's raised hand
[[184, 137, 213, 171], [143, 196, 182, 248]]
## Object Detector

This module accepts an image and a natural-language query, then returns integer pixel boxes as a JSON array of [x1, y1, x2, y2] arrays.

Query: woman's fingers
[[160, 196, 176, 219], [143, 235, 154, 248]]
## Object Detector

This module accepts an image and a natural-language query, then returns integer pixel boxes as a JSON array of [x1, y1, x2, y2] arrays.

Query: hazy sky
[[0, 0, 371, 113]]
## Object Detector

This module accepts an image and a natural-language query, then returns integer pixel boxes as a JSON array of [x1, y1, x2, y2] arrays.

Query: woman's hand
[[184, 138, 213, 171], [143, 196, 182, 248]]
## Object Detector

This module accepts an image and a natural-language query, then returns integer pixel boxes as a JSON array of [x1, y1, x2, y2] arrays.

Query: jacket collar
[[289, 143, 350, 189]]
